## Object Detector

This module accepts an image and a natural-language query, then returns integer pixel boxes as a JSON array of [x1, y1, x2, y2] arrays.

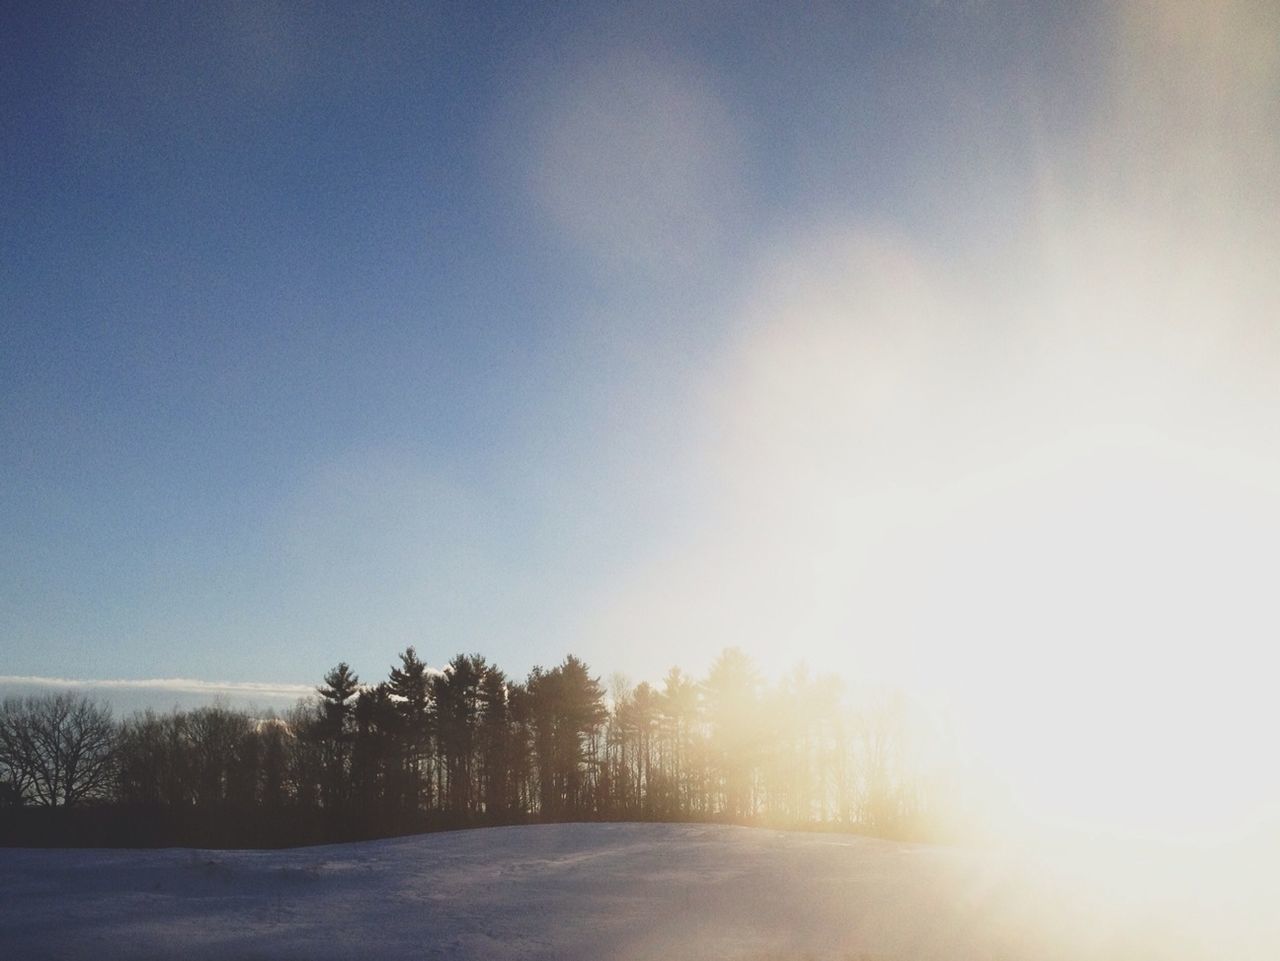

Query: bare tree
[[0, 699, 37, 802], [0, 693, 117, 806]]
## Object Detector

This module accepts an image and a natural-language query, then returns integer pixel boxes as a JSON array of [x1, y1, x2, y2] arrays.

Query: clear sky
[[3, 1, 1279, 832], [1, 0, 1064, 682]]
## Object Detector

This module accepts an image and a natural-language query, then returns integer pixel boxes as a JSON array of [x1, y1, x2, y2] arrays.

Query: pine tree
[[388, 647, 432, 813], [432, 654, 484, 815], [316, 662, 360, 809], [527, 656, 606, 818], [352, 683, 400, 821], [477, 665, 511, 817]]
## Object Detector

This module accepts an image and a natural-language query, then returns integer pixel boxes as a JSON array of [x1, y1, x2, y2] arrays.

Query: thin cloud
[[0, 675, 315, 700]]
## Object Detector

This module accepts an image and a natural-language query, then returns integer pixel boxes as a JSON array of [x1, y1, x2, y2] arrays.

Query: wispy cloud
[[0, 675, 314, 700]]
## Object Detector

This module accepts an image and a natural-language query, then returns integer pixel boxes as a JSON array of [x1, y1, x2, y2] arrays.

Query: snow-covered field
[[0, 822, 1269, 960]]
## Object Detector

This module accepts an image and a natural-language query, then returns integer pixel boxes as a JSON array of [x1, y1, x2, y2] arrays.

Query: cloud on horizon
[[0, 675, 315, 713]]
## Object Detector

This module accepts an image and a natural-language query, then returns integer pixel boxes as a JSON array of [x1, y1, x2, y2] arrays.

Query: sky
[[3, 1, 1280, 834]]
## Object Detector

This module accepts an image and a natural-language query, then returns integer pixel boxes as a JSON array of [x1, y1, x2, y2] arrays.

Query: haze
[[4, 0, 1278, 853]]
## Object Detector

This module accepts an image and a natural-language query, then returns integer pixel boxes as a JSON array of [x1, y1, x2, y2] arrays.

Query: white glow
[[580, 0, 1280, 844]]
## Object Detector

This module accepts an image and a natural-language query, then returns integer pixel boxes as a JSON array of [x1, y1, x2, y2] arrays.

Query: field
[[0, 822, 1261, 960]]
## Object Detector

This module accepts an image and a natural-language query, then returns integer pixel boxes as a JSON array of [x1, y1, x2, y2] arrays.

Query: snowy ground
[[0, 822, 1272, 960]]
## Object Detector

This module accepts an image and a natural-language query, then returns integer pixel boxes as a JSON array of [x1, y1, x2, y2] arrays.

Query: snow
[[0, 822, 1270, 960]]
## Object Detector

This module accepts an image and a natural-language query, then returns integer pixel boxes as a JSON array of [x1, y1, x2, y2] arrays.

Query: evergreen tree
[[528, 656, 606, 818], [388, 647, 432, 813], [316, 662, 360, 808], [505, 680, 535, 814], [432, 654, 484, 814], [2, 648, 941, 845], [352, 683, 400, 821], [477, 665, 511, 817]]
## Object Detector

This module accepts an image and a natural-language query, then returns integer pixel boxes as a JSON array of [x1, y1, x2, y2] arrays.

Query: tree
[[630, 681, 660, 815], [0, 693, 116, 807], [856, 691, 916, 834], [388, 647, 432, 812], [505, 680, 535, 814], [527, 656, 606, 817], [286, 700, 325, 809], [352, 683, 400, 818], [318, 662, 361, 727], [433, 654, 485, 814], [702, 648, 761, 819], [258, 715, 290, 809], [186, 703, 254, 807], [477, 664, 511, 817], [0, 698, 38, 802], [316, 663, 361, 808], [659, 666, 699, 816], [608, 678, 661, 816], [118, 710, 175, 806], [0, 647, 944, 845]]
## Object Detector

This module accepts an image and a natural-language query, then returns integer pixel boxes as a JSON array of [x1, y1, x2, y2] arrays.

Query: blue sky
[[3, 0, 1278, 749]]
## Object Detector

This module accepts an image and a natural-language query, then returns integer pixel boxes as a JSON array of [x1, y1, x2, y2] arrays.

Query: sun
[[914, 426, 1280, 845]]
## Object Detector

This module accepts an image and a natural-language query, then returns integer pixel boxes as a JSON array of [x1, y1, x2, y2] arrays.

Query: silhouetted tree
[[286, 700, 325, 808], [434, 654, 487, 814], [118, 709, 191, 807], [3, 646, 944, 847], [0, 693, 116, 807], [528, 656, 606, 818], [258, 716, 289, 809], [477, 664, 511, 817], [505, 680, 535, 814], [352, 683, 401, 819], [388, 646, 432, 812], [187, 704, 254, 806], [315, 662, 361, 809]]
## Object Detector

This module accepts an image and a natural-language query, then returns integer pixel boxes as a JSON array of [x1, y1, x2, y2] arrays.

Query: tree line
[[0, 648, 937, 847]]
